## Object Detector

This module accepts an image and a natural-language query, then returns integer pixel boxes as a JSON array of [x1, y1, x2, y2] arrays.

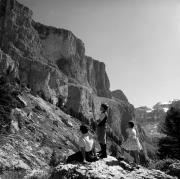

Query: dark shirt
[[98, 112, 108, 127]]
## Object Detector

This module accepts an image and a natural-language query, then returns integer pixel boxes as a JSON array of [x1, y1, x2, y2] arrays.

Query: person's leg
[[98, 143, 103, 155], [66, 151, 83, 163], [134, 150, 140, 165], [130, 150, 140, 165], [97, 127, 102, 154], [99, 144, 107, 158]]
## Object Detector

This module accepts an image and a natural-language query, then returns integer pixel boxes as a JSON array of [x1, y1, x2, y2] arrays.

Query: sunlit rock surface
[[50, 156, 176, 179]]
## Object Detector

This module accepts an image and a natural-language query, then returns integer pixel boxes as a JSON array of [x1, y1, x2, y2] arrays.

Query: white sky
[[18, 0, 180, 107]]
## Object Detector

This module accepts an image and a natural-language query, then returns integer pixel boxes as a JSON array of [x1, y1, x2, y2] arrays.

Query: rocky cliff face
[[32, 22, 111, 98], [0, 0, 134, 140], [0, 0, 68, 105]]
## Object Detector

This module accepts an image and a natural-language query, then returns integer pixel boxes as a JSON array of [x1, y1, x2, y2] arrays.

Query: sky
[[18, 0, 180, 107]]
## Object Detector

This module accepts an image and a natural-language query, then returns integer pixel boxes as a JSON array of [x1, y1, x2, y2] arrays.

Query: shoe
[[99, 144, 107, 158]]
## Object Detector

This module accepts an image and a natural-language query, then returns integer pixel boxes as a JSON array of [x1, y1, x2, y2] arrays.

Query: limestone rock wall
[[32, 22, 111, 98], [0, 0, 68, 104], [86, 56, 111, 98], [0, 0, 135, 140]]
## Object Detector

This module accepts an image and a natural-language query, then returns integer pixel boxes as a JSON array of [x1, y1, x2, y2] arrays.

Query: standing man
[[97, 103, 109, 158]]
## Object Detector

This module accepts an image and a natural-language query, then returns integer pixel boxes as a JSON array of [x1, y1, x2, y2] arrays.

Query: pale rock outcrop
[[112, 89, 128, 102], [50, 156, 176, 179]]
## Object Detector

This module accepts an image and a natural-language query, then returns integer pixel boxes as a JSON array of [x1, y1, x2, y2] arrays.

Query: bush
[[158, 107, 180, 159], [149, 158, 179, 172], [0, 76, 22, 133]]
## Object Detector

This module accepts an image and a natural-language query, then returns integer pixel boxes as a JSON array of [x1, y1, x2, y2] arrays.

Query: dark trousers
[[67, 151, 97, 163]]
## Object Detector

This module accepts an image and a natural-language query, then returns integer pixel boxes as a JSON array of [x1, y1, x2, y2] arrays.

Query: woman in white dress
[[121, 121, 142, 165]]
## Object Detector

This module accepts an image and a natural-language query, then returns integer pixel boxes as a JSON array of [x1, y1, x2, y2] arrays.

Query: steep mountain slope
[[0, 0, 175, 178]]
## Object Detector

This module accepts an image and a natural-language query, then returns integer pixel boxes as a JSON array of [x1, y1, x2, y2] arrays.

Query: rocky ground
[[0, 90, 82, 178], [48, 156, 176, 179]]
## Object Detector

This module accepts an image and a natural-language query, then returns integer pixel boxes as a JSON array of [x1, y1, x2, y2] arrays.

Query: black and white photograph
[[0, 0, 180, 178]]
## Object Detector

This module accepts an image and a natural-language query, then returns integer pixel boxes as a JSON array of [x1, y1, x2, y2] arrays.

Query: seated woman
[[66, 125, 98, 163]]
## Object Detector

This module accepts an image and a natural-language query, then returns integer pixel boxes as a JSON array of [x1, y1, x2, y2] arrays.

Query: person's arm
[[80, 147, 86, 163], [79, 138, 87, 163], [97, 113, 106, 126], [92, 140, 96, 156]]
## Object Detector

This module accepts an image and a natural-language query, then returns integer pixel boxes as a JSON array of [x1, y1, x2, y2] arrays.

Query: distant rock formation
[[135, 100, 180, 125]]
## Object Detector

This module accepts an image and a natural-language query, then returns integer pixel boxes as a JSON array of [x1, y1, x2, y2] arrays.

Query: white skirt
[[121, 137, 142, 151]]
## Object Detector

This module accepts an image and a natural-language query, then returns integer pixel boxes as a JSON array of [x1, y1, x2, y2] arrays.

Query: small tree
[[0, 76, 22, 133], [158, 107, 180, 159]]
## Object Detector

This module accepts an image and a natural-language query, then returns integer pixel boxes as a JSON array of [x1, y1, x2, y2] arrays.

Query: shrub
[[149, 158, 179, 172], [0, 76, 22, 133], [158, 107, 180, 159]]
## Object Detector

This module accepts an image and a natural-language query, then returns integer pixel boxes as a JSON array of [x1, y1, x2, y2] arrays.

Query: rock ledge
[[50, 156, 176, 179]]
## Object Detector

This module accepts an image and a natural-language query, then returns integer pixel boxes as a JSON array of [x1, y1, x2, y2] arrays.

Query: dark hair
[[101, 103, 108, 111], [128, 121, 134, 128], [80, 125, 88, 134]]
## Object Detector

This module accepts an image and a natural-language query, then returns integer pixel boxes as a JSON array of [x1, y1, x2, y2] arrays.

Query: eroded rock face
[[0, 0, 135, 152], [0, 48, 19, 78], [33, 23, 112, 98], [0, 0, 42, 60], [0, 0, 68, 104], [0, 0, 112, 103], [0, 0, 136, 142], [66, 84, 97, 121], [18, 55, 68, 104], [86, 56, 111, 98], [33, 22, 88, 85]]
